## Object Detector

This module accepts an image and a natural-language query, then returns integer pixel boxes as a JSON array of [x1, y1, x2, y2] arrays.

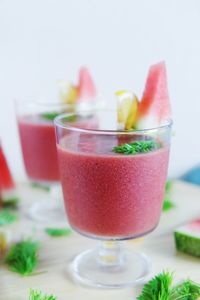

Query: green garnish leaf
[[41, 112, 61, 120], [112, 140, 160, 155], [163, 197, 175, 212], [5, 239, 39, 276], [0, 209, 17, 226], [137, 271, 173, 300], [171, 280, 200, 299], [41, 112, 77, 122], [2, 197, 19, 208], [45, 227, 72, 237], [137, 271, 200, 299], [29, 289, 57, 300]]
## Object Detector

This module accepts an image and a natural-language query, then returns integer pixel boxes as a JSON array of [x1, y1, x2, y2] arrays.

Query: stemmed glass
[[55, 109, 172, 288], [16, 100, 77, 223]]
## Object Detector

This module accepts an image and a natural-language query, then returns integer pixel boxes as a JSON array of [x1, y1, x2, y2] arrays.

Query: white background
[[0, 0, 200, 179]]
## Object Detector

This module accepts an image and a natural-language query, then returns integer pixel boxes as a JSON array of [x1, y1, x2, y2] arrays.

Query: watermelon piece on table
[[137, 61, 171, 129], [77, 67, 96, 101], [174, 218, 200, 257]]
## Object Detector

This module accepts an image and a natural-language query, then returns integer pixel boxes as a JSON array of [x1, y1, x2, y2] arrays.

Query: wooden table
[[1, 180, 200, 300]]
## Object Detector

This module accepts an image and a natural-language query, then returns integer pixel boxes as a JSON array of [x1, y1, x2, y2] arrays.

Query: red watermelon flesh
[[0, 144, 15, 190], [137, 61, 171, 128], [77, 67, 96, 101]]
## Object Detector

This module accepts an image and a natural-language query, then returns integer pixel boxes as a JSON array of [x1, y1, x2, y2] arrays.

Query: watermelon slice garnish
[[115, 62, 171, 130], [0, 144, 15, 190], [58, 67, 97, 105], [0, 143, 19, 205], [137, 61, 171, 129], [174, 218, 200, 257], [77, 67, 96, 101]]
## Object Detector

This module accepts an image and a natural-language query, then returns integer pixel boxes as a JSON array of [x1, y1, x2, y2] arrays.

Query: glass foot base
[[72, 247, 151, 288], [29, 201, 66, 223]]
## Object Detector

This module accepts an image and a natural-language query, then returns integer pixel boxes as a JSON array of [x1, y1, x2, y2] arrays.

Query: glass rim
[[54, 110, 173, 135], [13, 98, 75, 108]]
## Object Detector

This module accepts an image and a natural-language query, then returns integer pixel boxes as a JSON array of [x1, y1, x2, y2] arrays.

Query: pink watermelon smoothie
[[18, 115, 59, 182], [57, 134, 169, 238]]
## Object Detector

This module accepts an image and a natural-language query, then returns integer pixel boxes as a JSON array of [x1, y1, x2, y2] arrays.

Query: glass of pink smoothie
[[55, 109, 172, 288], [16, 99, 78, 223]]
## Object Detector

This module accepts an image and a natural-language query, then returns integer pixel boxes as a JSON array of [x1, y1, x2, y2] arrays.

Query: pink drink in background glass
[[18, 111, 98, 184], [18, 115, 59, 182], [16, 100, 77, 223], [58, 134, 169, 238]]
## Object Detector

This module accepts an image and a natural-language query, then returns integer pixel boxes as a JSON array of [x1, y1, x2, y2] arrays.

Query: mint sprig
[[5, 239, 39, 276], [171, 280, 200, 299], [137, 271, 173, 300], [29, 289, 57, 300], [41, 112, 61, 120], [41, 112, 77, 122], [137, 271, 200, 299], [112, 140, 160, 155]]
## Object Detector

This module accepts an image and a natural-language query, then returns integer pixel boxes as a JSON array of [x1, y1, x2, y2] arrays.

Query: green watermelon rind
[[174, 231, 200, 257]]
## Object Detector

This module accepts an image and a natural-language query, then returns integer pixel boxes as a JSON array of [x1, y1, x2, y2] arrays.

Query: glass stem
[[97, 240, 125, 269], [49, 183, 64, 208]]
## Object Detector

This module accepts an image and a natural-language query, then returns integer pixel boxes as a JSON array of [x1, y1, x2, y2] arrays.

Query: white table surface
[[0, 180, 200, 300]]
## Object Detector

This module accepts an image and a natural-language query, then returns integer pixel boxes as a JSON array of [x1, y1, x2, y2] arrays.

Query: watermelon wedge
[[137, 61, 171, 129], [77, 67, 96, 101], [0, 143, 18, 204], [174, 218, 200, 257], [0, 144, 15, 190]]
